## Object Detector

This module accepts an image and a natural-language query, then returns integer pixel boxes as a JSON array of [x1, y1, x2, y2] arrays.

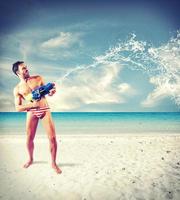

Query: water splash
[[55, 31, 180, 108]]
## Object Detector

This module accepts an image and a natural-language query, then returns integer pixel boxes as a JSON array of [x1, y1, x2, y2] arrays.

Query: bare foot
[[52, 163, 62, 174], [23, 160, 33, 168]]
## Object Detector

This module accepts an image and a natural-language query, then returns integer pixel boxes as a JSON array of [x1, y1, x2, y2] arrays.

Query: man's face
[[17, 63, 30, 79]]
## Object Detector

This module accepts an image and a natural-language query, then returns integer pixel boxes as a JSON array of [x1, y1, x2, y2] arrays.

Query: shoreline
[[0, 132, 180, 139]]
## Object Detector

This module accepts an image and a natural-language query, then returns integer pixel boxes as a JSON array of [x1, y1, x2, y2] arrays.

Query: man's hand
[[48, 83, 56, 96]]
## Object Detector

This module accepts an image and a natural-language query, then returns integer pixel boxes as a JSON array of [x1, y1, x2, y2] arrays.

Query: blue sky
[[0, 0, 179, 112]]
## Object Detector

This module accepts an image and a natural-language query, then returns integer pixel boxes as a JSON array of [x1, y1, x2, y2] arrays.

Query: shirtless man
[[12, 61, 62, 174]]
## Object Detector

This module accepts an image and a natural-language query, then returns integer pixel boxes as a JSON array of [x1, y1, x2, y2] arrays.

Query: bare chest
[[18, 80, 41, 97]]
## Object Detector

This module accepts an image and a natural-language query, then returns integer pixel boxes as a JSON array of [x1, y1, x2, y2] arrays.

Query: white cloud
[[141, 76, 180, 107], [47, 62, 135, 111], [41, 32, 82, 48], [1, 30, 179, 111], [94, 32, 180, 108], [118, 83, 133, 94], [19, 40, 32, 60], [0, 93, 14, 111], [141, 32, 180, 107]]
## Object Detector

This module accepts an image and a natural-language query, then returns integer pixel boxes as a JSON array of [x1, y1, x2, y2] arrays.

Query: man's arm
[[13, 87, 38, 112]]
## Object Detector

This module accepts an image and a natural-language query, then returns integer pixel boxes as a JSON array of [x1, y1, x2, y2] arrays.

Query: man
[[13, 61, 62, 174]]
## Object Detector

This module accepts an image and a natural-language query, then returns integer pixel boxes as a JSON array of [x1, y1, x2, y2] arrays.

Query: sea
[[0, 112, 180, 135]]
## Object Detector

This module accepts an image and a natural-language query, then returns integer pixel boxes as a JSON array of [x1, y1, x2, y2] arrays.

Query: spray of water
[[54, 31, 180, 109]]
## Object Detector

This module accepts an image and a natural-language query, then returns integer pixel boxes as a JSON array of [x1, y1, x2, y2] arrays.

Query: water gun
[[25, 83, 55, 102]]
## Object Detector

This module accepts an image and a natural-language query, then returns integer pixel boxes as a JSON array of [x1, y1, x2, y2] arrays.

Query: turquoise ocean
[[0, 112, 180, 135]]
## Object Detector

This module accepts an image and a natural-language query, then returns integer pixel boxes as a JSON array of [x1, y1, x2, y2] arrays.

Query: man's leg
[[23, 112, 39, 168], [41, 111, 62, 174]]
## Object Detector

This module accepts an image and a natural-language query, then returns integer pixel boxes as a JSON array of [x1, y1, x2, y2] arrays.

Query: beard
[[24, 71, 30, 79]]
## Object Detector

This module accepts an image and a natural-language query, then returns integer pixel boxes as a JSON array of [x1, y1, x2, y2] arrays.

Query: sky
[[0, 0, 179, 112]]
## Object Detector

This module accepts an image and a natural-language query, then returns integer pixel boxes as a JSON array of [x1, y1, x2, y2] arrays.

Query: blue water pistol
[[26, 83, 55, 102]]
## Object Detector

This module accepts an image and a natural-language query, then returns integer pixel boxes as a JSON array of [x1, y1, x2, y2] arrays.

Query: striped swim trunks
[[29, 106, 50, 119]]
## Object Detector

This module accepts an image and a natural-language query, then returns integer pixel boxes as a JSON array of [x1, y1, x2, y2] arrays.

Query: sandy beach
[[0, 134, 180, 200]]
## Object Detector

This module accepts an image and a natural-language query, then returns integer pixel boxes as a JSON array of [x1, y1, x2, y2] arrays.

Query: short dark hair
[[12, 61, 24, 76]]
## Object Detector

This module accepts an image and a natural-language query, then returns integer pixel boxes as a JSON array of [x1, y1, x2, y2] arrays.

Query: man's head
[[12, 61, 30, 79]]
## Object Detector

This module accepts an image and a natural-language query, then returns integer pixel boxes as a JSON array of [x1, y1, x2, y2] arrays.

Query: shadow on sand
[[33, 161, 81, 167], [33, 161, 48, 164], [58, 162, 82, 167]]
